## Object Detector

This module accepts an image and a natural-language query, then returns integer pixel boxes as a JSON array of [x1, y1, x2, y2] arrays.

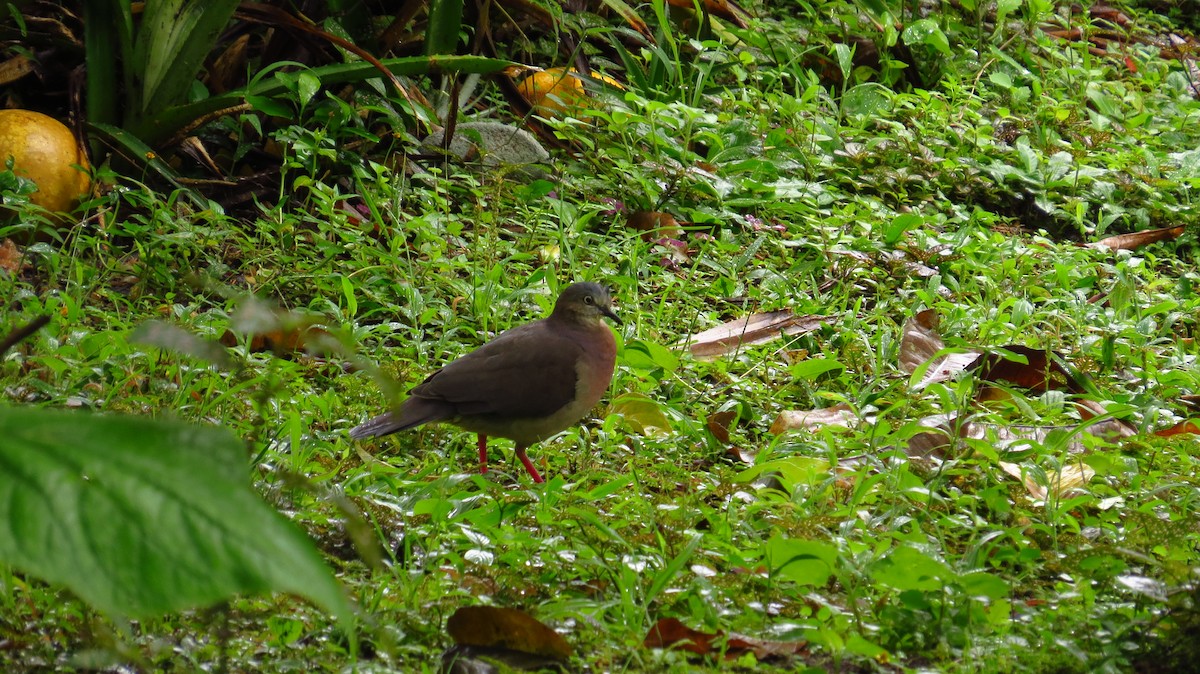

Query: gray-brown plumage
[[350, 282, 620, 483]]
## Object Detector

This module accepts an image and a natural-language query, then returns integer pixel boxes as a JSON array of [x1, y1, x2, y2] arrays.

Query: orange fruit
[[517, 67, 623, 117], [0, 109, 91, 213]]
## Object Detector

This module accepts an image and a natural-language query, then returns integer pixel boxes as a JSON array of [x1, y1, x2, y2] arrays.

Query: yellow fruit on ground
[[517, 67, 623, 117], [0, 109, 91, 213]]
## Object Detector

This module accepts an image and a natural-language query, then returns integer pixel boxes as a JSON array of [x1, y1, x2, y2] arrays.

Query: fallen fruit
[[517, 67, 622, 117], [0, 109, 91, 213]]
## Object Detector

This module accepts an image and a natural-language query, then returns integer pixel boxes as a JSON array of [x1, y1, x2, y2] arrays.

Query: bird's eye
[[584, 295, 594, 304]]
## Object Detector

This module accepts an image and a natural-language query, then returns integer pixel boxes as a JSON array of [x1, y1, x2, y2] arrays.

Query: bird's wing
[[410, 322, 582, 419]]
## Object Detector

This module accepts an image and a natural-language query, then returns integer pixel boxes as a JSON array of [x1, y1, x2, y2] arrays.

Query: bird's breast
[[574, 327, 617, 410]]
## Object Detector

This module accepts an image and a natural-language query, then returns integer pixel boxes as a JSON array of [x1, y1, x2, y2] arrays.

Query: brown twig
[[0, 315, 50, 358]]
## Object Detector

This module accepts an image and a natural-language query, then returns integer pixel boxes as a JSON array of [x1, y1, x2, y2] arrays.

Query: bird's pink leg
[[477, 434, 489, 474], [515, 445, 545, 483]]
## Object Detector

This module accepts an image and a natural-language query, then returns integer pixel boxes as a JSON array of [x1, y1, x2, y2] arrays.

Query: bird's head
[[553, 282, 621, 325]]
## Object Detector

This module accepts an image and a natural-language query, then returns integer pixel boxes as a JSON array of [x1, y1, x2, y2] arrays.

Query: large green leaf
[[0, 407, 353, 623], [137, 54, 516, 146], [425, 0, 465, 55], [133, 0, 241, 116], [869, 544, 951, 592], [764, 536, 838, 586], [901, 18, 951, 56], [82, 0, 135, 129]]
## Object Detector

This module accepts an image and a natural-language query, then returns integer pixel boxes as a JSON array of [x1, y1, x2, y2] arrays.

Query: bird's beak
[[602, 305, 622, 324]]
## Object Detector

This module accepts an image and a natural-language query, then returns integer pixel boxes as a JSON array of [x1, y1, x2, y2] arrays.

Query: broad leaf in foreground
[[0, 407, 353, 623]]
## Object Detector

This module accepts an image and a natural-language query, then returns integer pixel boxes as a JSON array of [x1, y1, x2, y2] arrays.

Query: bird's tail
[[348, 398, 451, 439]]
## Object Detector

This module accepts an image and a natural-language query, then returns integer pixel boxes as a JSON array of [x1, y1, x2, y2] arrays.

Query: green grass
[[3, 1, 1200, 671]]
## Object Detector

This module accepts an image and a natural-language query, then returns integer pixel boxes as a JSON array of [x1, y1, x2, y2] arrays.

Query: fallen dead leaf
[[626, 210, 683, 238], [910, 413, 1134, 461], [998, 460, 1095, 500], [1092, 225, 1185, 251], [1154, 420, 1200, 437], [446, 605, 572, 660], [683, 310, 834, 360], [644, 617, 716, 656], [0, 53, 36, 86], [0, 238, 20, 275], [206, 33, 251, 93], [706, 410, 737, 444], [1074, 399, 1138, 438], [898, 310, 981, 388], [770, 403, 861, 435], [724, 445, 756, 464], [643, 617, 807, 661], [1089, 4, 1132, 27], [901, 310, 1103, 406], [970, 345, 1085, 394]]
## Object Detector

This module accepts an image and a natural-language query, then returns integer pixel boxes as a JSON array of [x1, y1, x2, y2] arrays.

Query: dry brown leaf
[[775, 404, 1131, 463], [906, 430, 952, 461], [626, 210, 683, 238], [644, 617, 717, 655], [1089, 4, 1132, 26], [1093, 225, 1185, 251], [643, 617, 807, 661], [770, 403, 860, 435], [1168, 34, 1200, 98], [684, 310, 833, 360], [898, 310, 981, 388], [1154, 420, 1200, 437], [998, 460, 1095, 500], [898, 309, 942, 372], [0, 238, 20, 275], [706, 410, 737, 443], [446, 605, 572, 660], [901, 311, 1095, 398], [1079, 417, 1139, 441], [724, 445, 756, 464], [179, 136, 223, 176], [971, 346, 1085, 394], [207, 34, 250, 94], [1074, 399, 1139, 438], [904, 409, 1136, 463], [709, 410, 756, 463], [897, 308, 1147, 462], [0, 53, 35, 86]]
